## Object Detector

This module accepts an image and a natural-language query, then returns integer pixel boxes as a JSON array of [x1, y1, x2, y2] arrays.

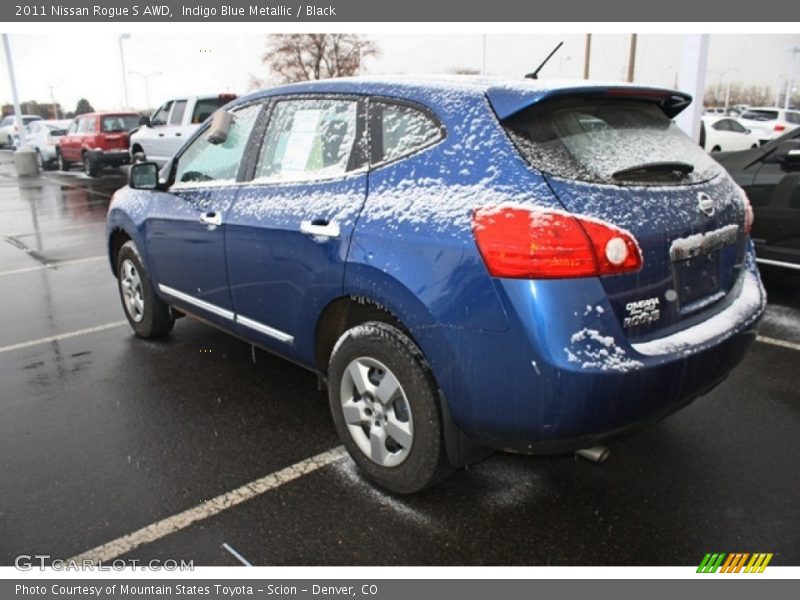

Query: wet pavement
[[1, 151, 799, 567]]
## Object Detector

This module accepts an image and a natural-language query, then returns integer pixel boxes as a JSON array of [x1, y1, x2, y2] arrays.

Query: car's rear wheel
[[116, 240, 174, 338], [711, 145, 721, 152], [83, 153, 99, 177], [328, 321, 451, 494], [56, 149, 70, 171]]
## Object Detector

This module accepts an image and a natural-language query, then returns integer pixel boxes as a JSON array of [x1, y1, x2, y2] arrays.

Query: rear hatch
[[491, 87, 749, 343], [740, 109, 780, 141], [100, 114, 140, 150]]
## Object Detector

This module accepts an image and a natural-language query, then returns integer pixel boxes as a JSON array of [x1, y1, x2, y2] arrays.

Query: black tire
[[328, 321, 452, 494], [711, 145, 721, 152], [83, 153, 99, 177], [56, 149, 70, 171], [116, 240, 174, 338], [132, 149, 146, 164]]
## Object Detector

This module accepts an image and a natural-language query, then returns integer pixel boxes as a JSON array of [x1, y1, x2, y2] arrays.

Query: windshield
[[741, 110, 779, 121], [503, 97, 720, 186], [101, 115, 139, 132]]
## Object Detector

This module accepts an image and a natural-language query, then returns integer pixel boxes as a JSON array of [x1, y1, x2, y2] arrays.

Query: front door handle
[[200, 212, 222, 227], [300, 220, 340, 239]]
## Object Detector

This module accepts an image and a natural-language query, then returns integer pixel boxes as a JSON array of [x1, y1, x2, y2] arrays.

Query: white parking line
[[0, 255, 106, 278], [222, 542, 253, 566], [757, 335, 800, 353], [69, 447, 347, 563], [0, 321, 128, 354]]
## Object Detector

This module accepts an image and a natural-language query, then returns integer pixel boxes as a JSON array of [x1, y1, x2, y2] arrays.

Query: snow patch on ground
[[330, 460, 440, 530]]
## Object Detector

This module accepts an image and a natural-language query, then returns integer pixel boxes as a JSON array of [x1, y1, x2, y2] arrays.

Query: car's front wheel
[[328, 321, 451, 494], [56, 150, 70, 171], [116, 240, 174, 338]]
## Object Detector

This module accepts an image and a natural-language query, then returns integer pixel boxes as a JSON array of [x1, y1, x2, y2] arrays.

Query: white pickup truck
[[129, 94, 237, 166]]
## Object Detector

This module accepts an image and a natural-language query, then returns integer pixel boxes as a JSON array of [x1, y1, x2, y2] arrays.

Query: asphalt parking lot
[[1, 150, 798, 567]]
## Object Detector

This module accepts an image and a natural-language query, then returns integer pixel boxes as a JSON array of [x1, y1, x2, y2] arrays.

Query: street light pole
[[785, 46, 799, 110], [118, 34, 131, 109], [2, 34, 25, 148], [129, 71, 162, 109]]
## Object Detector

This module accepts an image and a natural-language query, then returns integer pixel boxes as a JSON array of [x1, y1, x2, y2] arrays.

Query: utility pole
[[627, 34, 637, 83], [481, 34, 487, 76], [48, 86, 60, 119], [785, 46, 799, 110], [583, 33, 591, 79], [2, 34, 25, 147], [118, 34, 130, 109]]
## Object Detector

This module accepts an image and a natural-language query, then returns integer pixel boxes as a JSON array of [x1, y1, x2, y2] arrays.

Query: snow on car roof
[[237, 75, 688, 120]]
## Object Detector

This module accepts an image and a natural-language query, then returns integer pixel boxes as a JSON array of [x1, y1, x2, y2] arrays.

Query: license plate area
[[673, 252, 722, 307], [670, 224, 739, 310]]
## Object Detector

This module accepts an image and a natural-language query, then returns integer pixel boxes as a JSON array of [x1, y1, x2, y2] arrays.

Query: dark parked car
[[716, 127, 800, 270], [107, 77, 765, 493]]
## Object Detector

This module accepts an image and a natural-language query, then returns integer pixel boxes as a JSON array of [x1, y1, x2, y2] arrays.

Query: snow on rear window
[[503, 97, 721, 186], [372, 102, 442, 164]]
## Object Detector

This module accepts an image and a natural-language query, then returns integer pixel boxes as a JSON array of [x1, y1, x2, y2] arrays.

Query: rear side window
[[503, 98, 720, 186], [192, 98, 229, 124], [173, 103, 261, 186], [370, 101, 442, 164], [786, 112, 800, 125], [170, 100, 187, 125], [254, 98, 360, 183]]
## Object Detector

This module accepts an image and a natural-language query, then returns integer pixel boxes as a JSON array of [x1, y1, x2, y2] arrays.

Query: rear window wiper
[[612, 161, 694, 181]]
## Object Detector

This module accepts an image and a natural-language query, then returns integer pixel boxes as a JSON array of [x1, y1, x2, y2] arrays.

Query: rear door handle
[[158, 133, 165, 137], [200, 212, 222, 227], [300, 220, 340, 238], [175, 132, 182, 137]]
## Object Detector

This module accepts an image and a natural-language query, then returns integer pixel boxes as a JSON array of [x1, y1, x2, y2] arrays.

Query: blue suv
[[107, 77, 766, 493]]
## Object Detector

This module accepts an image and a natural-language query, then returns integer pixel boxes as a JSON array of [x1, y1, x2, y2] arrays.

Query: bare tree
[[254, 34, 379, 86]]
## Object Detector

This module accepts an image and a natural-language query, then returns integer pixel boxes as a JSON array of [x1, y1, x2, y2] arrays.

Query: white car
[[700, 116, 759, 153], [0, 114, 43, 148], [22, 119, 71, 169], [129, 93, 236, 166], [738, 107, 800, 144]]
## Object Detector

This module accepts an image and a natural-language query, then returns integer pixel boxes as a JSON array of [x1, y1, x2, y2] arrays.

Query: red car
[[56, 112, 140, 176]]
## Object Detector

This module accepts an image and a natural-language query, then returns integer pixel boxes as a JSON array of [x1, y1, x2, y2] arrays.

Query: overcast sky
[[1, 33, 799, 111]]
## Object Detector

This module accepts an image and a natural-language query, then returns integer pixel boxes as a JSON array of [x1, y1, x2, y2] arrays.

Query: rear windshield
[[741, 110, 779, 121], [22, 116, 42, 125], [503, 98, 720, 186], [101, 115, 139, 132]]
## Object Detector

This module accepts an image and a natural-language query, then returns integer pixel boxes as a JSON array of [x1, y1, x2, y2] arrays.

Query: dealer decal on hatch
[[624, 297, 661, 328]]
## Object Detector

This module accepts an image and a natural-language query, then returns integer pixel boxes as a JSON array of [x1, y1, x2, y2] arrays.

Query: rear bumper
[[87, 149, 130, 166], [426, 257, 766, 454]]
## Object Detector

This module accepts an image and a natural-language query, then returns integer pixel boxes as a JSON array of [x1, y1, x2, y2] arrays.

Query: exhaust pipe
[[575, 445, 610, 464]]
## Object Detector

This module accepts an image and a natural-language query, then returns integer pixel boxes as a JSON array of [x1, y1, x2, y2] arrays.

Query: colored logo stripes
[[697, 553, 773, 573]]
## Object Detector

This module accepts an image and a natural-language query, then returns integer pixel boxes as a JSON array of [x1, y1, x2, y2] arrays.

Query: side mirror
[[207, 110, 233, 145], [129, 162, 159, 190], [775, 141, 800, 169], [139, 115, 151, 128]]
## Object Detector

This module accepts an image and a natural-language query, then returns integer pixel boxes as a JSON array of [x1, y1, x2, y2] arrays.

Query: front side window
[[254, 98, 359, 183], [77, 117, 95, 133], [713, 119, 731, 131], [151, 102, 172, 126], [728, 120, 747, 133], [173, 103, 261, 186], [504, 97, 721, 186], [370, 101, 442, 164], [67, 120, 78, 134]]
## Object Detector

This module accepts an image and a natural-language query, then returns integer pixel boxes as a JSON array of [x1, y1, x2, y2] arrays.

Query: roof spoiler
[[487, 85, 693, 120]]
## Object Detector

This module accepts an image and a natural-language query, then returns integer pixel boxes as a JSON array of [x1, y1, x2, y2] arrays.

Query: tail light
[[472, 206, 643, 279], [774, 124, 786, 133], [742, 192, 754, 235]]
